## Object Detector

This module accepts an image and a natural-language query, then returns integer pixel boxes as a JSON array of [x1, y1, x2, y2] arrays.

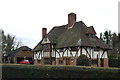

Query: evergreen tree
[[100, 33, 103, 40]]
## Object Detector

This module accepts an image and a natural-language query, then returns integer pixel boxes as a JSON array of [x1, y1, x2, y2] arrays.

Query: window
[[59, 60, 63, 64], [59, 48, 63, 52], [92, 59, 97, 64], [94, 48, 99, 51], [43, 44, 50, 52], [52, 57, 55, 61], [71, 47, 77, 51], [44, 58, 50, 64]]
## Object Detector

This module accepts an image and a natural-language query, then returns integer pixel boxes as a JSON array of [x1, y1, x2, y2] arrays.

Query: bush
[[109, 54, 120, 68], [76, 54, 91, 66], [109, 58, 120, 68]]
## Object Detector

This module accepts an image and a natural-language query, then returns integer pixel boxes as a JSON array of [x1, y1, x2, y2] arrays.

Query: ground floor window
[[59, 60, 63, 64], [92, 59, 97, 64], [44, 58, 50, 64]]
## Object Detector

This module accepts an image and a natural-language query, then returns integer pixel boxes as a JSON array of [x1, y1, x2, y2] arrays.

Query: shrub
[[109, 58, 120, 68], [76, 54, 91, 66], [109, 54, 120, 68]]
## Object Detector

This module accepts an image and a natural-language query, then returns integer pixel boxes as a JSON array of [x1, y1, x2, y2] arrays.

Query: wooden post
[[75, 47, 79, 57], [83, 47, 91, 59], [55, 49, 56, 65], [68, 48, 73, 57], [62, 48, 67, 58], [50, 44, 52, 65], [80, 47, 82, 55]]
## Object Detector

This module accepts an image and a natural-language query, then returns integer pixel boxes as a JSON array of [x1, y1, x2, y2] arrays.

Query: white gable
[[41, 37, 50, 44]]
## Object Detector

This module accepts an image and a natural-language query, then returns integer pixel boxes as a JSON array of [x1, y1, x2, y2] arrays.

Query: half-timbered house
[[33, 13, 111, 67]]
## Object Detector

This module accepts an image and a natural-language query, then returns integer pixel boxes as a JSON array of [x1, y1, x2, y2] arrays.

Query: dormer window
[[86, 34, 95, 38]]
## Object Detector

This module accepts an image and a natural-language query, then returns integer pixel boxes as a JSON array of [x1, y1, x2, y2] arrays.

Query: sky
[[0, 0, 119, 49]]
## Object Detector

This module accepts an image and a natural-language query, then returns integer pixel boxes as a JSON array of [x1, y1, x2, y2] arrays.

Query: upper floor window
[[71, 47, 77, 51], [43, 44, 50, 52], [59, 48, 63, 52], [94, 48, 99, 51]]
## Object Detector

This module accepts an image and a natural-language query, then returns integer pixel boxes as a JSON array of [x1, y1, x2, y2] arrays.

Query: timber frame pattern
[[33, 13, 110, 67]]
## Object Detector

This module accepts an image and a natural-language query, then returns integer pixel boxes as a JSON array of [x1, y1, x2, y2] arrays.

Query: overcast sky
[[0, 0, 119, 49]]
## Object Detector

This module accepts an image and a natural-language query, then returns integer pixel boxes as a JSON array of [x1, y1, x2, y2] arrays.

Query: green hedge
[[76, 54, 91, 66], [109, 59, 120, 68], [2, 64, 120, 79]]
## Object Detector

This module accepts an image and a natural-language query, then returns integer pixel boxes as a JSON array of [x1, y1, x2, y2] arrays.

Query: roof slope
[[33, 25, 67, 51], [86, 26, 96, 34], [33, 21, 110, 51], [47, 25, 67, 44], [8, 46, 32, 57], [56, 21, 110, 49]]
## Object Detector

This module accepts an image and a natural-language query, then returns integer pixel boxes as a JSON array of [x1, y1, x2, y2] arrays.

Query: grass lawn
[[1, 64, 120, 79]]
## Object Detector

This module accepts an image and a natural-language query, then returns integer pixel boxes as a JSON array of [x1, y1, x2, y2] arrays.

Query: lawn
[[1, 64, 120, 79]]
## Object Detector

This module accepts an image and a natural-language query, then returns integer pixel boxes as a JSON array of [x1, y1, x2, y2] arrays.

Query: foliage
[[2, 64, 120, 79], [100, 31, 119, 54], [108, 54, 120, 68], [109, 59, 120, 68], [1, 30, 23, 56], [76, 54, 91, 66]]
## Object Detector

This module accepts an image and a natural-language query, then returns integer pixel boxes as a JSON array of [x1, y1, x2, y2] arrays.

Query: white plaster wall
[[82, 48, 86, 55], [72, 51, 76, 57], [64, 50, 71, 57], [87, 48, 90, 54], [99, 49, 103, 58], [103, 51, 108, 58], [41, 37, 50, 44], [63, 51, 67, 57], [99, 49, 108, 58], [78, 48, 81, 57], [68, 51, 71, 57], [56, 52, 60, 58], [60, 52, 63, 57], [93, 51, 99, 58], [34, 51, 41, 59], [90, 48, 93, 58], [52, 50, 55, 57], [43, 52, 50, 57]]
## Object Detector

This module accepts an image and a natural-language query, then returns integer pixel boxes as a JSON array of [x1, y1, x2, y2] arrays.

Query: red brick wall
[[104, 58, 109, 67], [98, 58, 101, 67], [70, 57, 77, 66], [42, 28, 47, 38], [68, 13, 76, 27]]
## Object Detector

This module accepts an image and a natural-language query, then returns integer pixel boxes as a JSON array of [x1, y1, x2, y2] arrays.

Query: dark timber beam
[[101, 50, 106, 59], [83, 47, 91, 59], [68, 48, 73, 57]]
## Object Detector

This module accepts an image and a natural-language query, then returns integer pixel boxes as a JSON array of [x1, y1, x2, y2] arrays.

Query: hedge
[[1, 64, 120, 79], [109, 59, 120, 68], [76, 54, 91, 66]]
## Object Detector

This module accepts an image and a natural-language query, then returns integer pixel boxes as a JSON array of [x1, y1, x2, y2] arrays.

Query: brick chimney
[[42, 28, 47, 39], [68, 12, 76, 27]]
